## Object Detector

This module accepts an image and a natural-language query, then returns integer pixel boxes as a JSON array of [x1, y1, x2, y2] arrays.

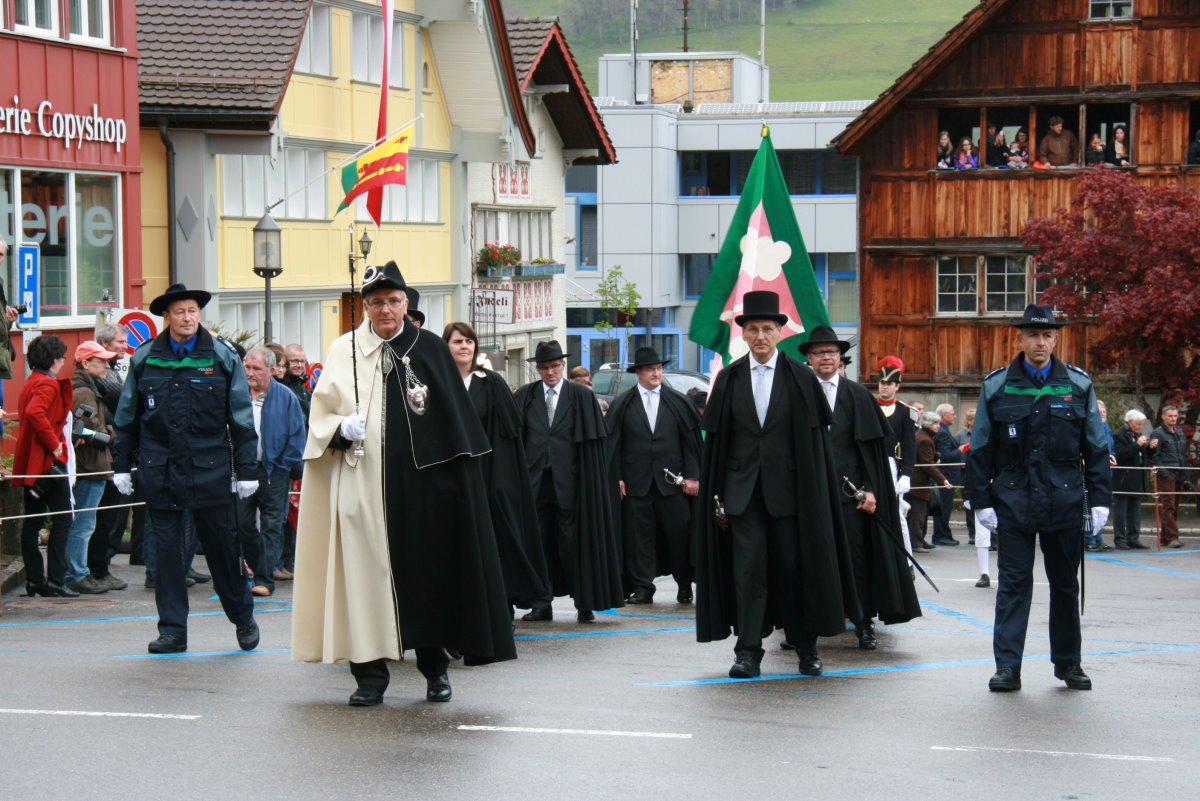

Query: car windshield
[[664, 373, 709, 394]]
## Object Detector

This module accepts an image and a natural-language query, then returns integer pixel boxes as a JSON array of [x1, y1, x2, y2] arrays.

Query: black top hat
[[403, 285, 425, 325], [149, 283, 212, 317], [360, 260, 407, 297], [1010, 303, 1066, 329], [877, 355, 905, 383], [798, 325, 851, 355], [627, 346, 670, 373], [734, 291, 789, 327], [527, 339, 570, 363]]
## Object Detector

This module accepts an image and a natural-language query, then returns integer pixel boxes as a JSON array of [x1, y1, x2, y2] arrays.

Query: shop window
[[14, 0, 58, 35], [682, 253, 715, 298], [295, 3, 332, 76], [221, 148, 327, 220], [351, 12, 404, 87], [1089, 1, 1133, 20], [354, 159, 440, 223], [0, 169, 119, 320]]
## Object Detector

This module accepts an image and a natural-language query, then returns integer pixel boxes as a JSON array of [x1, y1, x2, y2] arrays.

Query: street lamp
[[253, 212, 283, 342]]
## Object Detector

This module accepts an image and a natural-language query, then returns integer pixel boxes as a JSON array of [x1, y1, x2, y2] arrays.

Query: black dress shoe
[[779, 640, 796, 650], [1054, 664, 1092, 690], [932, 537, 960, 546], [187, 568, 211, 583], [44, 582, 80, 598], [676, 586, 693, 604], [855, 623, 877, 650], [348, 687, 384, 706], [988, 667, 1021, 691], [521, 605, 552, 622], [626, 591, 653, 605], [426, 674, 452, 702], [975, 573, 991, 588], [148, 634, 188, 654], [728, 655, 761, 679], [24, 582, 53, 597], [798, 648, 822, 676], [235, 618, 260, 651], [576, 610, 595, 622]]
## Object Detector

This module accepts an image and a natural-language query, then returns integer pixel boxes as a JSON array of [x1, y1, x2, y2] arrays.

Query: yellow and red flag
[[336, 125, 412, 224]]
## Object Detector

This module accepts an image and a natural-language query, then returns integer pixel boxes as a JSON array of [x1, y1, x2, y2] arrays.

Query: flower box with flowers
[[477, 242, 521, 276]]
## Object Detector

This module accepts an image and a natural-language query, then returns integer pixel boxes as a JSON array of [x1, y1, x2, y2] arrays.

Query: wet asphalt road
[[1, 537, 1196, 800]]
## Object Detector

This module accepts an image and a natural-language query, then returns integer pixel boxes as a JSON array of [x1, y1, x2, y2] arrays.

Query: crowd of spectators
[[933, 119, 1161, 170]]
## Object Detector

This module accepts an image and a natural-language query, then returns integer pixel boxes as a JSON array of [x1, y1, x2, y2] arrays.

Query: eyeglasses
[[366, 299, 405, 310], [288, 358, 307, 365], [809, 349, 842, 358]]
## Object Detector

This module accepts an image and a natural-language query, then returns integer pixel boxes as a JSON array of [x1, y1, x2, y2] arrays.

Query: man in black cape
[[804, 326, 922, 650], [606, 346, 702, 605], [695, 292, 859, 679], [292, 261, 515, 705], [514, 340, 623, 622]]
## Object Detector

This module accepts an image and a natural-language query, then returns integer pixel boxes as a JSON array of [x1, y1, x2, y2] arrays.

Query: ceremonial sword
[[842, 476, 939, 592]]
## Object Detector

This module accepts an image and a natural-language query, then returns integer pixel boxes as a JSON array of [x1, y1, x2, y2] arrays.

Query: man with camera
[[63, 341, 120, 594]]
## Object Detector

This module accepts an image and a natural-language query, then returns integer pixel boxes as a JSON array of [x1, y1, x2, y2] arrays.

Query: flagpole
[[264, 114, 423, 214]]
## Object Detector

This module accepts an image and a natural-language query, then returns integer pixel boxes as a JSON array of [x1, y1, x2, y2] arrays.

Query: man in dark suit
[[1112, 409, 1150, 550], [695, 292, 859, 680], [606, 347, 702, 605], [932, 403, 963, 546], [514, 340, 623, 622], [805, 328, 921, 651]]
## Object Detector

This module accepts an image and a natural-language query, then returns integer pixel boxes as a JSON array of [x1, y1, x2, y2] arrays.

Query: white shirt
[[751, 350, 780, 425], [640, 385, 661, 432], [819, 372, 840, 411]]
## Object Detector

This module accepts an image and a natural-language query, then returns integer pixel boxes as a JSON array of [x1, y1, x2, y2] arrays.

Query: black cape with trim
[[695, 353, 860, 641], [513, 379, 625, 612], [467, 369, 550, 606], [837, 379, 923, 625], [605, 383, 702, 582]]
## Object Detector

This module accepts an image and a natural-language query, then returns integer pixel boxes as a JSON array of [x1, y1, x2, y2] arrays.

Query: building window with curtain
[[294, 3, 331, 76], [351, 11, 404, 87], [220, 148, 327, 220]]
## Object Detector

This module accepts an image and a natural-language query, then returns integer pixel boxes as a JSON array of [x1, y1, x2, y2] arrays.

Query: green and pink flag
[[688, 128, 831, 371]]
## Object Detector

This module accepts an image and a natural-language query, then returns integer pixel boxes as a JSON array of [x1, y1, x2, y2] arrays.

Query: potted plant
[[477, 242, 521, 277]]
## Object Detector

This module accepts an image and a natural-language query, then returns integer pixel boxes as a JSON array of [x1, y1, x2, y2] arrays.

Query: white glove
[[1090, 506, 1109, 533], [975, 507, 998, 532], [339, 411, 366, 442], [235, 480, 260, 499], [113, 473, 133, 496], [963, 499, 972, 511], [895, 475, 911, 496]]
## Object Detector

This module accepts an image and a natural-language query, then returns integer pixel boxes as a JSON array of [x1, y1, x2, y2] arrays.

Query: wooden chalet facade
[[835, 0, 1200, 394]]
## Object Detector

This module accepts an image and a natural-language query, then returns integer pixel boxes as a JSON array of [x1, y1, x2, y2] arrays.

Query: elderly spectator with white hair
[[908, 411, 953, 554], [931, 402, 963, 546], [1112, 409, 1151, 550]]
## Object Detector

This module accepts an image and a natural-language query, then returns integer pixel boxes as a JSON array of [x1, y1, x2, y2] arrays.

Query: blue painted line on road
[[918, 600, 993, 630], [516, 627, 694, 641], [1087, 556, 1200, 578], [641, 644, 1200, 686], [0, 606, 291, 628], [597, 610, 696, 620], [208, 594, 291, 604], [118, 648, 291, 659]]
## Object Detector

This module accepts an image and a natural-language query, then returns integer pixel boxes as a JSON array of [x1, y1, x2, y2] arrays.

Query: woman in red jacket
[[15, 334, 76, 597]]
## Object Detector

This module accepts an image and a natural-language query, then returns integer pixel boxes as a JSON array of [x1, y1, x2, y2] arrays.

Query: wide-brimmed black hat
[[149, 283, 211, 317], [734, 291, 789, 327], [627, 346, 670, 372], [1010, 303, 1067, 329], [798, 325, 851, 356], [527, 339, 570, 363], [360, 260, 407, 297]]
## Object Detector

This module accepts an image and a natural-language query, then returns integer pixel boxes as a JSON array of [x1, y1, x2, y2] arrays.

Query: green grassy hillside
[[505, 0, 980, 101]]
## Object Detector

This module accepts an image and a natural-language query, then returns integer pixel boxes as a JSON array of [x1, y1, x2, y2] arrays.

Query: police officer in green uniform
[[113, 284, 261, 654], [967, 304, 1111, 692]]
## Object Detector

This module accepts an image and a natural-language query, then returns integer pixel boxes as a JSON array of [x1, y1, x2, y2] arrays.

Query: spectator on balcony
[[1185, 129, 1200, 165], [985, 125, 1008, 168], [1085, 133, 1108, 167], [1007, 129, 1030, 169], [935, 130, 955, 170], [955, 137, 979, 170], [1107, 125, 1131, 166], [1039, 116, 1080, 167]]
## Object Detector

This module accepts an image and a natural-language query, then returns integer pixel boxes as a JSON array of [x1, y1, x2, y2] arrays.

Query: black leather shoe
[[988, 667, 1021, 691], [728, 655, 761, 679], [576, 610, 595, 622], [798, 648, 822, 676], [45, 582, 80, 598], [676, 586, 693, 604], [426, 674, 452, 702], [1054, 664, 1092, 690], [626, 591, 653, 605], [187, 568, 211, 583], [932, 537, 960, 546], [348, 687, 384, 706], [779, 640, 796, 650], [975, 573, 990, 588], [235, 618, 260, 651], [521, 605, 552, 622], [855, 623, 877, 650], [24, 582, 53, 597], [1127, 542, 1149, 550], [148, 634, 187, 654]]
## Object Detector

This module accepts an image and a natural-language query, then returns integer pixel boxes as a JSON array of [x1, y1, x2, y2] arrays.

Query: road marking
[[918, 600, 994, 630], [1088, 556, 1200, 578], [0, 708, 199, 720], [458, 725, 691, 739], [932, 745, 1173, 762]]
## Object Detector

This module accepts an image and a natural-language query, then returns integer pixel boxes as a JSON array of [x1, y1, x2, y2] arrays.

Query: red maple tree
[[1022, 169, 1200, 415]]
